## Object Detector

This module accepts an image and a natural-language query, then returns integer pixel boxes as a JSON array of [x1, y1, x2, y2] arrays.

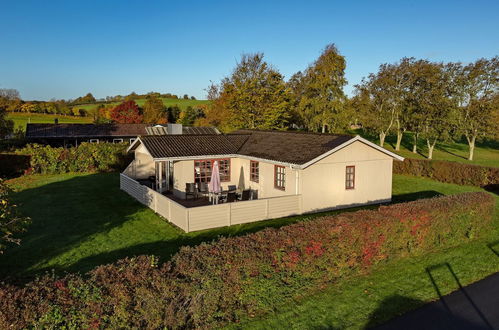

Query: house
[[120, 130, 404, 232], [25, 122, 220, 147]]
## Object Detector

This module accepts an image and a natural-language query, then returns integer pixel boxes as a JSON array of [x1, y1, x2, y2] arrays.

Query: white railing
[[120, 173, 302, 232]]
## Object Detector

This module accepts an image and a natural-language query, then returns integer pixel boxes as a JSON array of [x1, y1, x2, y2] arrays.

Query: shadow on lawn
[[0, 173, 450, 283]]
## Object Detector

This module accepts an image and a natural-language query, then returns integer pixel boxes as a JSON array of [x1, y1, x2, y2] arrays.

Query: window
[[274, 165, 285, 190], [129, 138, 136, 144], [346, 166, 355, 189], [194, 159, 230, 183], [89, 139, 99, 143], [113, 138, 124, 143], [250, 161, 259, 183]]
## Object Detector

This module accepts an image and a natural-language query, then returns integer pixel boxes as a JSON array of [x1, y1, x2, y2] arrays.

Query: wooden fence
[[120, 173, 302, 232]]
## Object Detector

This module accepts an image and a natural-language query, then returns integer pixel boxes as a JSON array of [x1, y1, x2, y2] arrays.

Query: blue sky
[[1, 0, 498, 101]]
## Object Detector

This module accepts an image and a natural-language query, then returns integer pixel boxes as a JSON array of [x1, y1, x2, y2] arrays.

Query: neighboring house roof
[[131, 129, 404, 167], [26, 123, 149, 138], [25, 123, 219, 139]]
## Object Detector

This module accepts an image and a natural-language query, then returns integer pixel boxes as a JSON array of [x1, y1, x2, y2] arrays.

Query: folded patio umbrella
[[238, 166, 245, 191], [208, 161, 222, 194]]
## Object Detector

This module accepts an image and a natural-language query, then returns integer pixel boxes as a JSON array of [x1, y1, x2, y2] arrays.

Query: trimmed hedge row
[[0, 192, 494, 328], [16, 143, 131, 174], [394, 158, 499, 187]]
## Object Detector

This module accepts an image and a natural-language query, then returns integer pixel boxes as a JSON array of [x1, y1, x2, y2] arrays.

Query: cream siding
[[133, 143, 155, 179], [300, 140, 393, 213]]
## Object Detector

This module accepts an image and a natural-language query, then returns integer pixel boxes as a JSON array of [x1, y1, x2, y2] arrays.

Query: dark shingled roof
[[138, 129, 355, 165], [26, 123, 220, 139], [140, 135, 249, 158], [26, 123, 149, 138]]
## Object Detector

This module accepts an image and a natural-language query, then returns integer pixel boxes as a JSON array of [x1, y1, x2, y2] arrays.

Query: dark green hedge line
[[394, 158, 499, 187], [15, 143, 131, 174], [0, 192, 494, 329]]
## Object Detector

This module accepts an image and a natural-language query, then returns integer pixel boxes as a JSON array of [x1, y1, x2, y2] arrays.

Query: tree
[[179, 106, 204, 126], [0, 105, 14, 138], [0, 180, 30, 253], [217, 53, 291, 130], [183, 94, 189, 100], [0, 88, 20, 100], [125, 92, 139, 102], [197, 82, 233, 131], [72, 92, 96, 105], [166, 105, 181, 123], [291, 44, 349, 133], [452, 57, 498, 160], [110, 100, 143, 123], [143, 96, 166, 124], [190, 96, 196, 100], [356, 62, 404, 147]]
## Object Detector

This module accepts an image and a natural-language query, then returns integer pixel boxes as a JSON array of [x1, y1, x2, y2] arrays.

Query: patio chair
[[185, 183, 197, 199], [226, 191, 237, 203], [198, 182, 209, 197], [240, 189, 251, 201], [228, 185, 237, 192], [251, 190, 258, 200]]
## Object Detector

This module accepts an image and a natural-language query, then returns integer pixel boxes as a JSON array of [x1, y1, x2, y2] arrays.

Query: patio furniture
[[251, 190, 258, 200], [198, 182, 209, 197], [185, 183, 197, 199], [228, 185, 237, 192], [226, 191, 237, 203], [240, 189, 251, 201]]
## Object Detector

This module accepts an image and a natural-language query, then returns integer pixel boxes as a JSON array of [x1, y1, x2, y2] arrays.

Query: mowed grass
[[233, 175, 499, 329], [7, 113, 93, 131], [358, 130, 499, 168], [75, 97, 210, 111]]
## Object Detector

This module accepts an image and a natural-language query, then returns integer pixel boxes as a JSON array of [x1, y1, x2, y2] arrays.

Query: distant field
[[75, 98, 210, 111], [7, 113, 93, 131]]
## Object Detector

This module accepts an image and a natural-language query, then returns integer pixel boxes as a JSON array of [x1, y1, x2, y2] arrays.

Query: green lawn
[[1, 173, 498, 329], [358, 130, 499, 168], [7, 113, 93, 131]]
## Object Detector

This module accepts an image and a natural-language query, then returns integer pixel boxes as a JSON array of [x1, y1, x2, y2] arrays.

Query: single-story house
[[25, 122, 219, 147], [120, 129, 404, 232]]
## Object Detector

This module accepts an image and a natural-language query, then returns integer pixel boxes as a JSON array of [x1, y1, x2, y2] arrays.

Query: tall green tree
[[219, 53, 291, 130], [291, 44, 348, 132], [452, 57, 498, 160], [0, 105, 14, 138], [356, 61, 406, 147], [143, 96, 166, 123]]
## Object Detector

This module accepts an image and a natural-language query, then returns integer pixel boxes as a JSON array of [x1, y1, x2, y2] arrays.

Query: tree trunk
[[426, 139, 437, 159], [412, 133, 418, 153], [322, 124, 326, 133], [467, 134, 476, 161], [379, 132, 386, 147], [395, 130, 403, 151]]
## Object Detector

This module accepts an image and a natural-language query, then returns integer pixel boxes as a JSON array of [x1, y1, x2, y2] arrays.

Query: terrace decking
[[120, 173, 302, 232]]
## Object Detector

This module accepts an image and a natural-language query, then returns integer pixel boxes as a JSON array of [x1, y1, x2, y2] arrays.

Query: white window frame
[[129, 138, 136, 144], [113, 138, 124, 143], [89, 139, 99, 143]]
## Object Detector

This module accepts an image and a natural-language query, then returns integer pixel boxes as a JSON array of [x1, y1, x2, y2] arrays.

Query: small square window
[[130, 138, 136, 144], [113, 138, 124, 143], [89, 139, 99, 143]]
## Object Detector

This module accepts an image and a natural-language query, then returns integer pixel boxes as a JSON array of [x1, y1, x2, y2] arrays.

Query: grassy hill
[[7, 113, 93, 131]]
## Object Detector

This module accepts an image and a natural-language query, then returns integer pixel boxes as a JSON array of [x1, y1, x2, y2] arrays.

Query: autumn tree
[[452, 57, 498, 160], [197, 82, 233, 131], [290, 44, 348, 133], [72, 92, 96, 105], [216, 53, 291, 130], [143, 96, 166, 123], [110, 100, 143, 123]]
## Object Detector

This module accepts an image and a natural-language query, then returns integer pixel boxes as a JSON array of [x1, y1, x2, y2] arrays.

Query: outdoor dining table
[[209, 190, 240, 205]]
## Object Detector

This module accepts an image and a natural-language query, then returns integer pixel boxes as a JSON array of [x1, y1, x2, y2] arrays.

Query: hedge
[[0, 192, 494, 329], [393, 158, 499, 187], [0, 154, 30, 178], [16, 143, 131, 174]]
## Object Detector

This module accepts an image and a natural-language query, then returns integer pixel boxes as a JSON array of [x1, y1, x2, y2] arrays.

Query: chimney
[[54, 118, 59, 124], [167, 123, 182, 135]]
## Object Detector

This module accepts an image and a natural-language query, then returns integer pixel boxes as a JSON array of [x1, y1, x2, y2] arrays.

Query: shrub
[[0, 192, 494, 328], [394, 158, 499, 187], [0, 154, 30, 178], [0, 180, 30, 253], [16, 143, 131, 174]]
